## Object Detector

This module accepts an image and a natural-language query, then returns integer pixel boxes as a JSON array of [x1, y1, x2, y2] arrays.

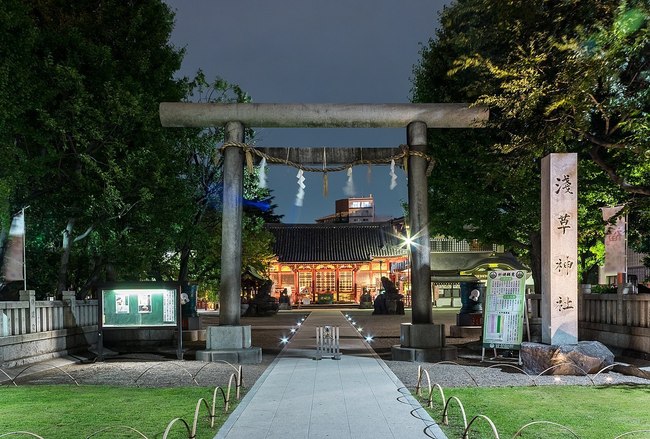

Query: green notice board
[[482, 270, 527, 350], [102, 286, 178, 327]]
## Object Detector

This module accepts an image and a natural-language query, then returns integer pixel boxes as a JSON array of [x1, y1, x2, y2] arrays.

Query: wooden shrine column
[[335, 265, 340, 302], [353, 265, 359, 302]]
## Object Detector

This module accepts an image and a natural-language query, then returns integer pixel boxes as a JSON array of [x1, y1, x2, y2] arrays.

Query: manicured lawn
[[425, 385, 650, 438], [0, 385, 237, 438]]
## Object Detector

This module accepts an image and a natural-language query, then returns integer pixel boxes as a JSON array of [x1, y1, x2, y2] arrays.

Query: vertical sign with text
[[541, 153, 578, 345], [482, 270, 527, 350]]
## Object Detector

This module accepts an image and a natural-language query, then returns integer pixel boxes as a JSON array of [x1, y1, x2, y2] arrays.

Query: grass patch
[[424, 385, 650, 438], [0, 385, 238, 438]]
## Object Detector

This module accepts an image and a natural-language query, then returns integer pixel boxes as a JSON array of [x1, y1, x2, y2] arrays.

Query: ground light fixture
[[365, 335, 374, 342], [280, 336, 289, 344], [290, 328, 296, 333]]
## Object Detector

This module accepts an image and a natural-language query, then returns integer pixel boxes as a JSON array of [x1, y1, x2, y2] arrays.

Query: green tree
[[413, 0, 649, 288], [2, 2, 181, 296]]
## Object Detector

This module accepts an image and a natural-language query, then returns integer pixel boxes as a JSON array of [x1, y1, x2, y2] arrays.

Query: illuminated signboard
[[101, 284, 179, 327]]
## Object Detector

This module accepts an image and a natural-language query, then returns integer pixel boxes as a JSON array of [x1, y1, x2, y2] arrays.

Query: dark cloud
[[164, 0, 449, 222]]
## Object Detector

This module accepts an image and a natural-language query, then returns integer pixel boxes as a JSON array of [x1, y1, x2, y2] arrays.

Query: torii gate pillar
[[391, 122, 457, 362], [407, 121, 433, 325]]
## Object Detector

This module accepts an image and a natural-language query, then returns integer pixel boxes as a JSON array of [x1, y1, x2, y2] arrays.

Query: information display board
[[482, 270, 527, 350], [101, 284, 179, 327], [97, 282, 182, 361]]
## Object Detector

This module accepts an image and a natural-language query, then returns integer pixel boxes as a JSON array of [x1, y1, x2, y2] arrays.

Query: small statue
[[245, 279, 279, 316], [373, 277, 404, 315]]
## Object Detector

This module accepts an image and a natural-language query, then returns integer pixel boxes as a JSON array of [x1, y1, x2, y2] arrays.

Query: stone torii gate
[[160, 103, 488, 363]]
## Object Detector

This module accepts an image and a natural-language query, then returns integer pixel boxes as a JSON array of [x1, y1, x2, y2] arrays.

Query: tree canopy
[[413, 0, 649, 287], [0, 0, 277, 299]]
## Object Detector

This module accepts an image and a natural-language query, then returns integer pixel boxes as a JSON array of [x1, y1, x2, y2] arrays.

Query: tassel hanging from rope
[[245, 148, 254, 173], [322, 148, 328, 197]]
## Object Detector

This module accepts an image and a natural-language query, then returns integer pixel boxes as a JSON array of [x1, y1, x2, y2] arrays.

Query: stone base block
[[183, 316, 201, 330], [400, 323, 446, 348], [182, 330, 206, 343], [206, 325, 251, 349], [196, 347, 262, 364], [456, 313, 483, 326], [391, 345, 457, 362], [521, 341, 614, 375], [449, 325, 482, 338]]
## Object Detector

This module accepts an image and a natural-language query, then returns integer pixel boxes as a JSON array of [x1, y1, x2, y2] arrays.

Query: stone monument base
[[196, 325, 262, 364], [391, 323, 457, 362], [520, 341, 614, 375]]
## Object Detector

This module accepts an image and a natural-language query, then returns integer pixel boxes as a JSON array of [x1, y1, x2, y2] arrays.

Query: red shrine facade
[[265, 222, 406, 304]]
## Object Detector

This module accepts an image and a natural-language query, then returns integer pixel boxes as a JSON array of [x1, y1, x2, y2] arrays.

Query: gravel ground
[[344, 309, 650, 388], [2, 308, 649, 390]]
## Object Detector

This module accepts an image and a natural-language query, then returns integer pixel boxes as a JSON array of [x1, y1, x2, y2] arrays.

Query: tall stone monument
[[541, 153, 578, 345]]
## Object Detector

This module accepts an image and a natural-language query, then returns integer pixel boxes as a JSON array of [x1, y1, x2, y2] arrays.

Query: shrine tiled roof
[[265, 222, 404, 263]]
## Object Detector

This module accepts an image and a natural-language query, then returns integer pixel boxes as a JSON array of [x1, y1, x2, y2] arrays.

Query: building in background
[[316, 196, 375, 223]]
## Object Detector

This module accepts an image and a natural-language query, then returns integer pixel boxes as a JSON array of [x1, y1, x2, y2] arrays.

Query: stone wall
[[0, 326, 98, 368]]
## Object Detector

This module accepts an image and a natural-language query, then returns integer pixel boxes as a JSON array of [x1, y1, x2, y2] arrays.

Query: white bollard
[[315, 325, 341, 360]]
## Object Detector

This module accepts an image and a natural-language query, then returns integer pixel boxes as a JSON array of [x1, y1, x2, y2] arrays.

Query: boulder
[[521, 341, 614, 375]]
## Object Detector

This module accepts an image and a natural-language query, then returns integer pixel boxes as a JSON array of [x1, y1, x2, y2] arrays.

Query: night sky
[[164, 0, 450, 223]]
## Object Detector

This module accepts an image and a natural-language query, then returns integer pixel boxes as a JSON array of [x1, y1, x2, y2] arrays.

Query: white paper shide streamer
[[258, 157, 267, 188], [343, 167, 355, 196], [389, 159, 398, 190], [295, 169, 306, 206]]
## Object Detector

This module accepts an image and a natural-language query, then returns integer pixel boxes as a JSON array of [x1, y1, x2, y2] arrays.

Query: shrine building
[[266, 222, 405, 304], [265, 220, 528, 305]]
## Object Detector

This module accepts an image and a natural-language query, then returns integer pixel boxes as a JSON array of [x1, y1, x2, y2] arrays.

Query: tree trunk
[[529, 230, 542, 294], [178, 245, 191, 285], [79, 256, 103, 299], [57, 218, 75, 295]]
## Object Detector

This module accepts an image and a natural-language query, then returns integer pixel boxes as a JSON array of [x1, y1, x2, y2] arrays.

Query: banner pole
[[22, 206, 28, 291]]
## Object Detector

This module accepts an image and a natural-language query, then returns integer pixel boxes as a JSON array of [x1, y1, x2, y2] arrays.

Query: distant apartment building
[[316, 196, 375, 223]]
